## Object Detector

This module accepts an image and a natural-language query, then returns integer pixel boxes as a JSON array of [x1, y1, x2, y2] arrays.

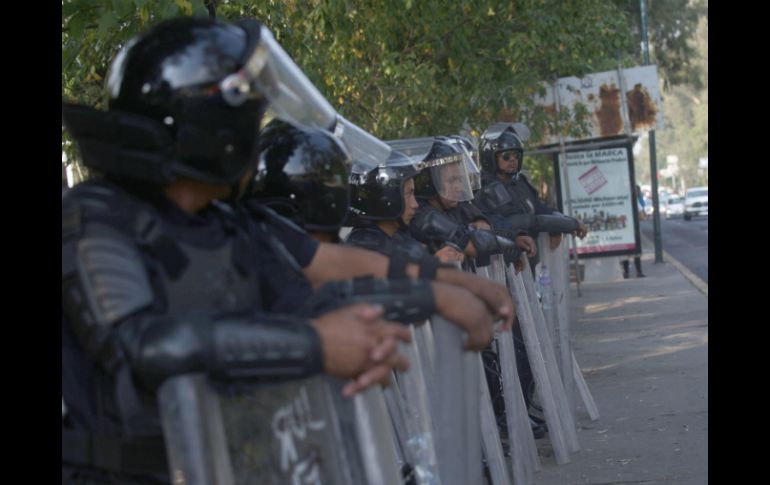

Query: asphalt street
[[639, 215, 708, 283]]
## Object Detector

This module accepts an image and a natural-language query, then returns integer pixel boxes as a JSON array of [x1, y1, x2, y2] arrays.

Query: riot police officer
[[247, 119, 501, 342], [409, 137, 525, 268], [61, 17, 416, 483], [345, 150, 435, 261], [475, 123, 587, 261]]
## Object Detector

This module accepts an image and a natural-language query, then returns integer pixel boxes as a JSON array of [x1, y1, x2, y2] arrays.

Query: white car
[[664, 195, 685, 219], [684, 187, 708, 220]]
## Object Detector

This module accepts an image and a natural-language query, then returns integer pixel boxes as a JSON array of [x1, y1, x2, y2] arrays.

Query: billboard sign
[[554, 140, 641, 258]]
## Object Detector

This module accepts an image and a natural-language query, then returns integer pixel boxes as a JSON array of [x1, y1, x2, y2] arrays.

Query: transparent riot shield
[[392, 331, 441, 485], [159, 373, 371, 485], [158, 373, 235, 485], [413, 320, 436, 380], [506, 267, 572, 465], [476, 352, 512, 485], [488, 256, 541, 482], [353, 386, 404, 485], [572, 351, 600, 422], [430, 313, 483, 485], [382, 377, 410, 466], [537, 234, 574, 410], [517, 258, 580, 455]]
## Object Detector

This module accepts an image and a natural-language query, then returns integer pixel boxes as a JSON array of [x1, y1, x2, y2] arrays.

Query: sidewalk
[[534, 245, 708, 484]]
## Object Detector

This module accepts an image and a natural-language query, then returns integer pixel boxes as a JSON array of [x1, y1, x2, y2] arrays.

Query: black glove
[[296, 276, 436, 324], [469, 229, 503, 267], [495, 235, 523, 265], [409, 208, 471, 253]]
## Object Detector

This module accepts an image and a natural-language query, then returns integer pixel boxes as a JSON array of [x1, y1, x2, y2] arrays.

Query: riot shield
[[572, 351, 600, 421], [477, 352, 512, 485], [430, 313, 483, 485], [413, 320, 436, 380], [517, 258, 580, 454], [393, 332, 441, 485], [506, 268, 572, 464], [353, 386, 404, 485], [488, 255, 541, 482], [158, 373, 234, 485], [537, 234, 574, 410], [159, 373, 372, 485]]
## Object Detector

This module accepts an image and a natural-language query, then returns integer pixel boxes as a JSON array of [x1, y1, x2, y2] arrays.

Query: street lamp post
[[640, 0, 664, 263]]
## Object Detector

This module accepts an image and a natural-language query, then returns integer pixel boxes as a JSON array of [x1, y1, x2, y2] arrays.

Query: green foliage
[[615, 0, 707, 90], [62, 0, 638, 179], [635, 11, 707, 191]]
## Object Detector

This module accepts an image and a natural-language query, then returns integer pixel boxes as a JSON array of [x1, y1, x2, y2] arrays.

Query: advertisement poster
[[554, 143, 640, 258]]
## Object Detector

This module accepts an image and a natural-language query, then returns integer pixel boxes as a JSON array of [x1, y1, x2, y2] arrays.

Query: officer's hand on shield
[[515, 235, 537, 257], [549, 232, 563, 250], [434, 244, 465, 263], [310, 303, 411, 397], [573, 222, 588, 239], [432, 281, 494, 350], [436, 269, 516, 332]]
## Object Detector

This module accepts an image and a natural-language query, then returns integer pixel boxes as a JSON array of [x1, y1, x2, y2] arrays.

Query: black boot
[[621, 260, 630, 279], [634, 256, 646, 278]]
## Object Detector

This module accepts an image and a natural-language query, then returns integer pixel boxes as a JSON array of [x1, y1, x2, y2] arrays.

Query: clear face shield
[[221, 22, 388, 171], [424, 153, 474, 202], [448, 140, 481, 191]]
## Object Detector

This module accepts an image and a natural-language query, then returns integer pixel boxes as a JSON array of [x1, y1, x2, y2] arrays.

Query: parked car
[[664, 195, 685, 219], [684, 186, 708, 221]]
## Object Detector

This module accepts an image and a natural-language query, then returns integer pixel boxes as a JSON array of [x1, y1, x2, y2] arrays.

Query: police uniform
[[61, 179, 326, 483]]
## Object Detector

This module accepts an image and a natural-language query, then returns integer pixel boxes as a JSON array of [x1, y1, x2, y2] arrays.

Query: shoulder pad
[[65, 181, 143, 233], [479, 180, 513, 209], [75, 225, 153, 327], [345, 226, 390, 252], [516, 173, 539, 193], [241, 200, 307, 235]]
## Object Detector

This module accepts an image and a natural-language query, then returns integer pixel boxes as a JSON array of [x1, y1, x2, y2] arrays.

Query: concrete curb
[[641, 234, 708, 297]]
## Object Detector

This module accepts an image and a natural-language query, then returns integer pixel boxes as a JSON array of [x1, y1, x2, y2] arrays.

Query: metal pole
[[553, 80, 582, 296], [640, 0, 664, 263]]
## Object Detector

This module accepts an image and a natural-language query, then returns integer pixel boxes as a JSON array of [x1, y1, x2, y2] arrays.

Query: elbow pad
[[130, 315, 323, 389], [534, 214, 581, 233], [503, 213, 538, 233], [409, 208, 472, 251], [494, 228, 529, 241], [469, 229, 503, 267], [495, 235, 523, 265], [298, 277, 436, 324]]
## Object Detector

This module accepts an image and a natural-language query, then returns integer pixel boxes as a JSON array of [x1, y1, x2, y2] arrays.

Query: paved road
[[640, 215, 708, 283]]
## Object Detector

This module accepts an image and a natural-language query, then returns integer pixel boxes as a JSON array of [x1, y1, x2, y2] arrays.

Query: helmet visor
[[424, 153, 474, 202], [230, 23, 385, 171], [449, 139, 481, 191], [333, 115, 391, 173]]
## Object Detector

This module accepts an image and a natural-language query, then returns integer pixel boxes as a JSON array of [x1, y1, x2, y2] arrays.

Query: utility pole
[[640, 0, 664, 263]]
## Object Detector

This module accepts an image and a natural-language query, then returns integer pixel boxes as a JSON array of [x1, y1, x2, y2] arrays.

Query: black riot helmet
[[349, 151, 421, 222], [479, 123, 525, 177], [248, 119, 352, 232], [414, 137, 474, 202], [62, 17, 270, 186]]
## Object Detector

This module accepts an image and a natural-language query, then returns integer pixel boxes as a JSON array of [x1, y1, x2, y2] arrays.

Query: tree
[[616, 0, 707, 90], [62, 0, 636, 185], [634, 8, 707, 191]]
